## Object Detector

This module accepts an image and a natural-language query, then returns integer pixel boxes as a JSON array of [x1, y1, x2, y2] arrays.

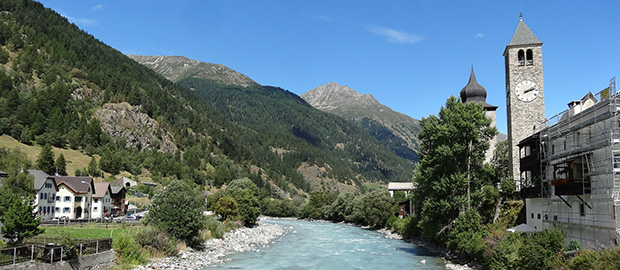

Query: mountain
[[0, 0, 414, 197], [130, 55, 415, 189], [302, 82, 420, 162], [126, 55, 258, 87]]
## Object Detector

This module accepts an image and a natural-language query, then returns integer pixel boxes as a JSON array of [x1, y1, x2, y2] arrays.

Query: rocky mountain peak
[[301, 82, 379, 111], [127, 55, 258, 87]]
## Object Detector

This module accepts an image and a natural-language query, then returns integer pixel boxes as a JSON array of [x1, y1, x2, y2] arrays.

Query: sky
[[37, 0, 620, 134]]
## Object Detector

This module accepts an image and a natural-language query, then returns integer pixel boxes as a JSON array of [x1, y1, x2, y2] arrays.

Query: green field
[[37, 223, 150, 240]]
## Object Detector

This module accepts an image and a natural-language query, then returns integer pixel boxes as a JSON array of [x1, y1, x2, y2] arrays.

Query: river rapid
[[209, 218, 448, 269]]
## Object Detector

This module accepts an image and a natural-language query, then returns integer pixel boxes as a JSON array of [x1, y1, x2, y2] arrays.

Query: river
[[208, 218, 447, 269]]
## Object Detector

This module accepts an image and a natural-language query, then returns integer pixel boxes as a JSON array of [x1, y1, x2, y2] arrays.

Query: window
[[56, 196, 60, 202], [44, 193, 48, 200], [531, 213, 534, 219], [55, 207, 59, 212], [63, 207, 70, 213], [94, 198, 99, 203], [64, 196, 71, 202], [518, 49, 525, 66], [40, 193, 44, 199], [537, 213, 541, 219], [94, 207, 98, 212], [526, 49, 533, 65], [580, 204, 585, 216], [75, 196, 83, 203]]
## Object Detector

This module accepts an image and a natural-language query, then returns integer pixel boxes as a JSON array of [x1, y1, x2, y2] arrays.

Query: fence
[[0, 238, 112, 266]]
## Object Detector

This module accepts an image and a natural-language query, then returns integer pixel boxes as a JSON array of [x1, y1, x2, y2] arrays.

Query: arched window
[[518, 50, 525, 66], [526, 49, 533, 65]]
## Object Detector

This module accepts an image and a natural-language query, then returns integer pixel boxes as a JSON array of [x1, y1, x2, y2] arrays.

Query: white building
[[519, 79, 619, 249], [53, 176, 95, 220], [91, 182, 112, 219], [29, 170, 57, 221], [387, 182, 415, 197]]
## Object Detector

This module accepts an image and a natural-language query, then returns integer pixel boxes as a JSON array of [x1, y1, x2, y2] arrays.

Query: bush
[[135, 229, 176, 256], [518, 227, 566, 270], [567, 240, 581, 251], [447, 210, 487, 261], [486, 232, 523, 270], [205, 215, 225, 239], [114, 233, 145, 264], [567, 249, 597, 270]]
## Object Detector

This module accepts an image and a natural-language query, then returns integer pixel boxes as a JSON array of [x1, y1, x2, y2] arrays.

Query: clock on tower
[[504, 14, 546, 185]]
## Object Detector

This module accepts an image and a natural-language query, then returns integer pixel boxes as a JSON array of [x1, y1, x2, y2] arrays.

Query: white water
[[208, 218, 447, 269]]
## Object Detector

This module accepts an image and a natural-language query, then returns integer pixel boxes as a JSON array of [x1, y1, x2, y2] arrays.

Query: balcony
[[520, 182, 548, 198], [553, 178, 591, 196]]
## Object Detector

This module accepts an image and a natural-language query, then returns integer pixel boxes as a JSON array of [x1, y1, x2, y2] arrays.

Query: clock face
[[515, 80, 539, 102]]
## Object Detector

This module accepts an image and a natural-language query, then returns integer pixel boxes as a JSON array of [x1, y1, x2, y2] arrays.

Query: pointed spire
[[508, 15, 541, 46]]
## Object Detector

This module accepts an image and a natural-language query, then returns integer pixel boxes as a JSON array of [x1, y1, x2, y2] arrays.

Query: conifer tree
[[87, 156, 99, 177], [36, 144, 55, 175], [413, 96, 497, 240], [55, 153, 67, 176], [0, 197, 44, 245]]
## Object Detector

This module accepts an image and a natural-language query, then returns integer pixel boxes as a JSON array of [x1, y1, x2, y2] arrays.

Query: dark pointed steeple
[[460, 66, 497, 110]]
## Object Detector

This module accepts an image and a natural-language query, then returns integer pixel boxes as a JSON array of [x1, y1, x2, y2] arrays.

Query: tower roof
[[460, 67, 497, 110], [508, 15, 541, 46]]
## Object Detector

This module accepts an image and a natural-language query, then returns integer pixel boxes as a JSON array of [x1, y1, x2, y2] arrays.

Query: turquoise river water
[[208, 218, 447, 269]]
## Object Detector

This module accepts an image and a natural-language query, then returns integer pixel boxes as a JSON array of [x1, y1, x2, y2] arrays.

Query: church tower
[[504, 15, 545, 184], [460, 67, 498, 163]]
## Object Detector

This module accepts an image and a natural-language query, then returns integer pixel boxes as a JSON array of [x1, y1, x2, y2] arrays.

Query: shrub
[[447, 210, 487, 261], [205, 215, 225, 239], [567, 249, 597, 270], [135, 229, 176, 256], [114, 233, 145, 264], [486, 232, 523, 270], [567, 240, 581, 251], [518, 228, 566, 270]]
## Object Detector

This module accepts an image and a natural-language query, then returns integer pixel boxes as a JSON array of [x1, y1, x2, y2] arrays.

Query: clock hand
[[524, 87, 535, 94]]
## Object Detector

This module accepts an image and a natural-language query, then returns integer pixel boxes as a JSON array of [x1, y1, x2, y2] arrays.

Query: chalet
[[109, 184, 126, 216], [91, 182, 112, 219], [397, 200, 412, 218], [53, 176, 95, 220], [28, 170, 57, 221]]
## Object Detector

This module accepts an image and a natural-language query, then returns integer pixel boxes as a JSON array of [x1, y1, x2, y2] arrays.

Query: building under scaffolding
[[519, 77, 619, 249]]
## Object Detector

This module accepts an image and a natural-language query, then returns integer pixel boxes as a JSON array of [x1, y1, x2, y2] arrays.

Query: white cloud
[[66, 15, 98, 26], [92, 4, 104, 11], [368, 26, 424, 44], [475, 33, 484, 38]]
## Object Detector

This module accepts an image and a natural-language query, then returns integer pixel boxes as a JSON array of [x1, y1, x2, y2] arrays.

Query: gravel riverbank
[[133, 221, 292, 270]]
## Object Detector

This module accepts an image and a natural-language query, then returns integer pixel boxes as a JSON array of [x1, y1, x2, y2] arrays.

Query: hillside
[[302, 82, 421, 162], [130, 56, 415, 188], [0, 1, 414, 197]]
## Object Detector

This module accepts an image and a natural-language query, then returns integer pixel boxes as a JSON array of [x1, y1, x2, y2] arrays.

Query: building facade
[[92, 182, 112, 219], [29, 170, 57, 221], [519, 80, 619, 248], [53, 176, 94, 220]]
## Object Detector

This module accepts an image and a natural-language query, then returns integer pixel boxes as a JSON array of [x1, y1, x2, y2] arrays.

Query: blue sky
[[37, 0, 619, 134]]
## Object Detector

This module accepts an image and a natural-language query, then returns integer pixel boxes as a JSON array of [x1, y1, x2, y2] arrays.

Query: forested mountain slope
[[302, 82, 421, 162], [0, 0, 413, 196]]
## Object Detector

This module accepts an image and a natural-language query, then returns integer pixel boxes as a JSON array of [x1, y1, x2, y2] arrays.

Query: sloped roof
[[460, 67, 497, 110], [93, 182, 110, 198], [28, 169, 51, 190], [0, 170, 7, 177], [508, 16, 541, 46], [53, 176, 94, 194], [110, 185, 125, 195], [388, 182, 415, 191]]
